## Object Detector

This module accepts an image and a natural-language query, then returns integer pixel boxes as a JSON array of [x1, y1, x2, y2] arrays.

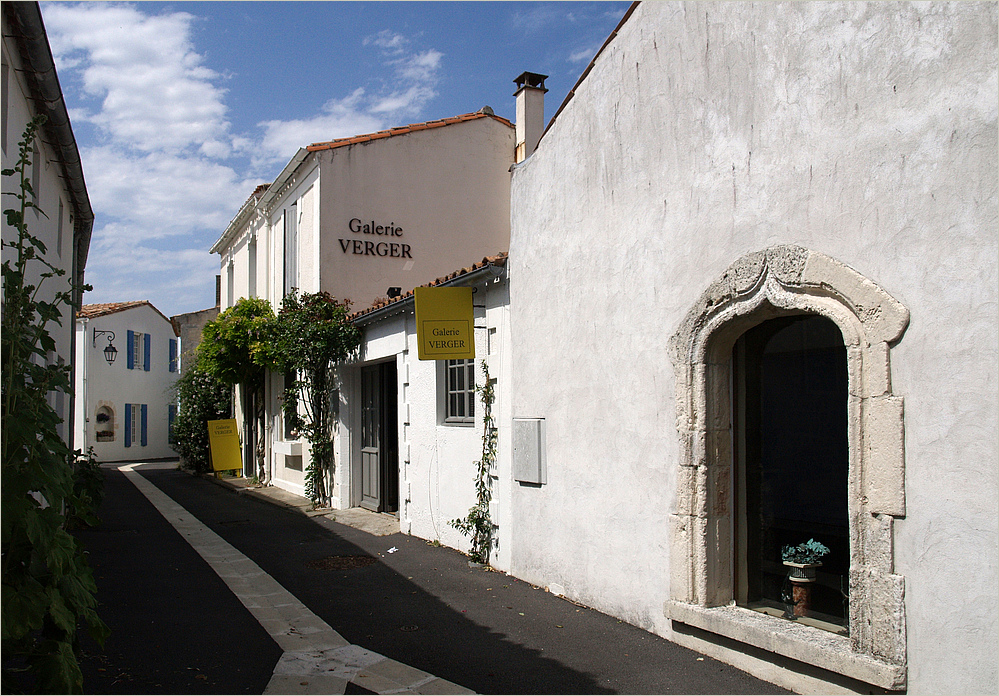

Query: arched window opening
[[733, 314, 849, 633], [95, 405, 115, 442]]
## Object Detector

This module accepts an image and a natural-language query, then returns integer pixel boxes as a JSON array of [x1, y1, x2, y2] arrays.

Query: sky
[[38, 1, 631, 318]]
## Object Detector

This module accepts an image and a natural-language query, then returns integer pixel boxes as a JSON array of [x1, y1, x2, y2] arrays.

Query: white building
[[344, 255, 512, 562], [74, 302, 180, 462], [2, 1, 93, 445], [506, 2, 997, 694], [210, 107, 522, 493]]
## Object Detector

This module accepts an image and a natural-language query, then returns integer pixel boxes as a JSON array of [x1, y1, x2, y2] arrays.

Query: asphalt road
[[73, 462, 788, 695]]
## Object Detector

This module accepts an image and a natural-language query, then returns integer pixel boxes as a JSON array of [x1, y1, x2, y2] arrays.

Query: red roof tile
[[78, 301, 178, 334], [350, 253, 509, 321], [307, 112, 513, 153]]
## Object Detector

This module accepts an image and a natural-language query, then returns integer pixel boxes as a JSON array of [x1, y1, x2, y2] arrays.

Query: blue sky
[[39, 1, 630, 317]]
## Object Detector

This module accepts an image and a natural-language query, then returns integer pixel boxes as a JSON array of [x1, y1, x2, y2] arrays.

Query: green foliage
[[172, 367, 232, 473], [197, 297, 275, 385], [197, 297, 275, 477], [450, 360, 497, 565], [263, 291, 360, 506], [2, 117, 107, 693], [782, 538, 830, 565]]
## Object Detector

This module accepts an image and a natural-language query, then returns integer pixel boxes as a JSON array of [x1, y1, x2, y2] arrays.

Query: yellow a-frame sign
[[207, 418, 243, 473]]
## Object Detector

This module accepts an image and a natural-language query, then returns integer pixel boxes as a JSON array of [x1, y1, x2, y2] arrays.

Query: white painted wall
[[318, 116, 513, 310], [342, 271, 512, 563], [2, 29, 82, 443], [74, 304, 179, 462], [508, 2, 997, 693]]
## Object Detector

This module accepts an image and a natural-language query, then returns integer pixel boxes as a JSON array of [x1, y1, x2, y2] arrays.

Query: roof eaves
[[306, 111, 513, 154], [351, 253, 509, 326]]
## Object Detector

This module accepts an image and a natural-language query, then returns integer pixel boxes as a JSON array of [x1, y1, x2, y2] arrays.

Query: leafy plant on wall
[[197, 297, 275, 479], [259, 291, 360, 507], [450, 360, 497, 565], [2, 117, 108, 693], [171, 367, 233, 473]]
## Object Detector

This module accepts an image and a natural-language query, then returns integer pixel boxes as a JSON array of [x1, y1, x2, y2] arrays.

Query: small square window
[[444, 359, 475, 424]]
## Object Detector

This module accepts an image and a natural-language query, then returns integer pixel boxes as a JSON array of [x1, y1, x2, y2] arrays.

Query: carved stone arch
[[665, 245, 909, 689]]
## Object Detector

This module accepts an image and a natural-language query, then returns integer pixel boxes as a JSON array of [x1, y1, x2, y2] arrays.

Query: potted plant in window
[[782, 538, 830, 617]]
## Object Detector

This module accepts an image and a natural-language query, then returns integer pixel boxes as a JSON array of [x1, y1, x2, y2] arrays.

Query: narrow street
[[74, 462, 787, 695]]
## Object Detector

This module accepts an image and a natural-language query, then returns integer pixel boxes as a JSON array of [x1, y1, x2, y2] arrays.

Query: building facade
[[507, 2, 997, 694], [344, 255, 512, 562], [2, 1, 93, 445], [74, 302, 180, 462], [211, 109, 519, 494]]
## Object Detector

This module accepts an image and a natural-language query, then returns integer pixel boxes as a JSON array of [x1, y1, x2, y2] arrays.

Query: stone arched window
[[95, 404, 115, 442], [665, 246, 908, 690]]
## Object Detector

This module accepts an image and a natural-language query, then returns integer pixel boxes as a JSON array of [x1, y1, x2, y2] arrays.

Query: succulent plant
[[782, 538, 830, 565]]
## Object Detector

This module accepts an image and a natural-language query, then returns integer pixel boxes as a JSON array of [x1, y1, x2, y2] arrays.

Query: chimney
[[513, 72, 548, 163]]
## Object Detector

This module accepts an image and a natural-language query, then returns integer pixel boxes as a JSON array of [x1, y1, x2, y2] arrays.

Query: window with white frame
[[283, 203, 298, 297], [128, 331, 147, 370], [444, 359, 475, 424]]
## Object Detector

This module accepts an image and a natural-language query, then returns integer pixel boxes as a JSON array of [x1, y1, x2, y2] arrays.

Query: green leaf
[[1, 580, 48, 641], [30, 639, 84, 694]]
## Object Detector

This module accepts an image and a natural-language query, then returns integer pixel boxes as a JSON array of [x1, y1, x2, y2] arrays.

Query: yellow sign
[[415, 286, 475, 360], [207, 418, 243, 472]]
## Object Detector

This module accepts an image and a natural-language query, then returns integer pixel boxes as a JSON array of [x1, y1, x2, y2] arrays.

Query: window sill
[[273, 440, 302, 456], [665, 601, 905, 690]]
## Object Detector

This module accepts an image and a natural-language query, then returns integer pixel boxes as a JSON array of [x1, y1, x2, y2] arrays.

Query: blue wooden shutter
[[143, 336, 151, 372], [169, 339, 177, 372], [124, 404, 132, 447], [127, 331, 135, 370], [140, 404, 148, 446]]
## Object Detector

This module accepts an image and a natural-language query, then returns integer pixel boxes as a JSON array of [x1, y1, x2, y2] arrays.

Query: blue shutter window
[[140, 404, 148, 446], [127, 331, 135, 370], [124, 403, 132, 447], [169, 339, 177, 372], [144, 335, 151, 372]]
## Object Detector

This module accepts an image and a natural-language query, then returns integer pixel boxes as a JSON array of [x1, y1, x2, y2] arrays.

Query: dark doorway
[[360, 362, 399, 514], [733, 314, 849, 629]]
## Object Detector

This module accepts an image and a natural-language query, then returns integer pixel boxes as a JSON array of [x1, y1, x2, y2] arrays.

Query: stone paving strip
[[120, 464, 474, 695]]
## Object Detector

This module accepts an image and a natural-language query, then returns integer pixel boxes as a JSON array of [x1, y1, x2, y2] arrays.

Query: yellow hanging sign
[[207, 418, 243, 472], [415, 286, 475, 361]]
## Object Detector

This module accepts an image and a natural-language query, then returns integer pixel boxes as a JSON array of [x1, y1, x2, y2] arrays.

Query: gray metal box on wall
[[513, 417, 546, 484]]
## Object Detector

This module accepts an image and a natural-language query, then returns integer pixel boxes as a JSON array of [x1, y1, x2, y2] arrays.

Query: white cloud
[[365, 29, 408, 54], [569, 45, 599, 64], [43, 2, 233, 155], [256, 38, 444, 162], [41, 3, 446, 315], [256, 88, 385, 167]]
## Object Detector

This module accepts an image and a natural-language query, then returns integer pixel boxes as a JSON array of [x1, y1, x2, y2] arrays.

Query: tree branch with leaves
[[259, 291, 360, 507]]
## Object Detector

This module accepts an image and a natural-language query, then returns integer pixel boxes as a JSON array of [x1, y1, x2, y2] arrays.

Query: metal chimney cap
[[513, 72, 549, 91]]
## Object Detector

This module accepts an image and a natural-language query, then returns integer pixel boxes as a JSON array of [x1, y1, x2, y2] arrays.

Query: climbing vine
[[450, 360, 497, 565], [2, 117, 108, 693], [258, 291, 360, 507]]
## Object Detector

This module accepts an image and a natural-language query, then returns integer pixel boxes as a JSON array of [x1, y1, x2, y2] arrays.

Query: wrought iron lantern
[[93, 330, 118, 365]]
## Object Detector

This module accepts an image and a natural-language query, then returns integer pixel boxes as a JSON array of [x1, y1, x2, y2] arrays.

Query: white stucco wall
[[342, 272, 512, 562], [75, 305, 179, 462], [508, 2, 997, 693], [3, 29, 83, 443], [318, 117, 513, 310]]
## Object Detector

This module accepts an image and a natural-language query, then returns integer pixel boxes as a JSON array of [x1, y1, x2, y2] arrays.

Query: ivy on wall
[[450, 360, 497, 565]]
